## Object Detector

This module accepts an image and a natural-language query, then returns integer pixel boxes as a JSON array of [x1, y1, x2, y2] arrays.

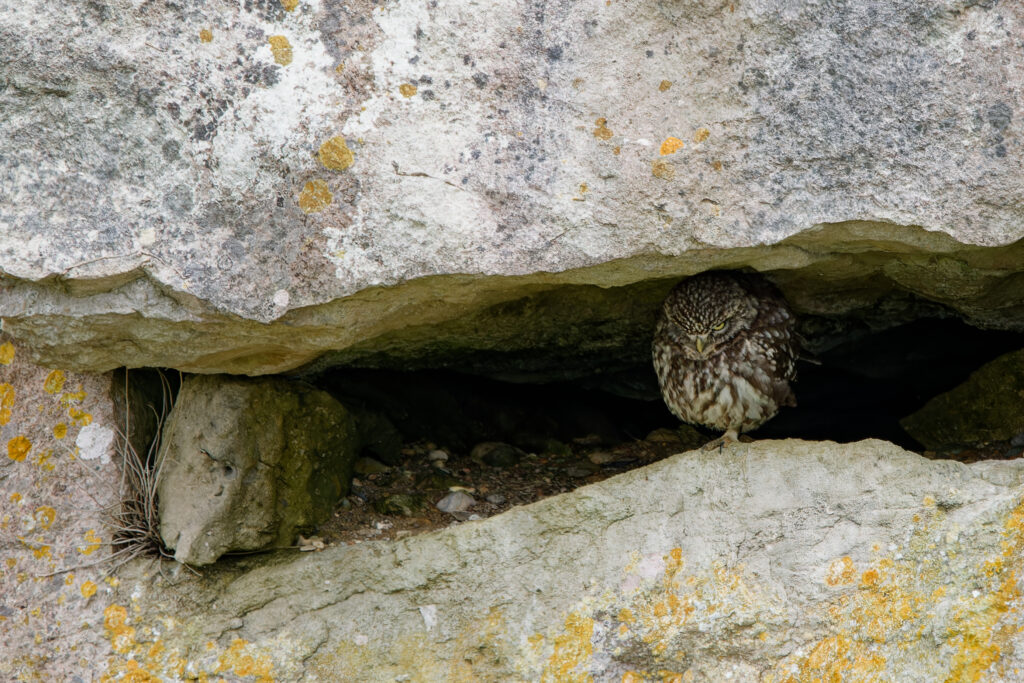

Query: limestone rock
[[157, 375, 357, 566], [2, 1, 1024, 375], [115, 439, 1024, 680], [901, 348, 1024, 450]]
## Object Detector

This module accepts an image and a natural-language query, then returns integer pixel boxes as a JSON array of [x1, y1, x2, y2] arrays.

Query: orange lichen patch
[[298, 179, 333, 213], [825, 556, 856, 586], [268, 35, 293, 66], [945, 499, 1024, 682], [623, 672, 644, 683], [281, 0, 299, 10], [79, 528, 102, 555], [861, 569, 879, 587], [199, 28, 213, 43], [9, 492, 21, 503], [658, 80, 672, 92], [8, 435, 31, 462], [613, 146, 620, 155], [618, 608, 635, 624], [53, 423, 67, 439], [81, 580, 98, 598], [542, 612, 595, 682], [692, 127, 710, 144], [34, 506, 56, 530], [0, 342, 13, 365], [69, 406, 92, 426], [43, 370, 65, 394], [104, 605, 136, 654], [318, 136, 355, 171], [711, 160, 723, 171], [0, 382, 13, 425], [651, 160, 675, 180], [60, 388, 87, 406], [579, 183, 589, 194], [659, 137, 684, 155], [399, 83, 418, 97], [216, 638, 275, 682], [593, 118, 613, 140]]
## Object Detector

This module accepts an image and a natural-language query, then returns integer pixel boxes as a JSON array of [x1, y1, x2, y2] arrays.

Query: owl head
[[658, 271, 759, 359]]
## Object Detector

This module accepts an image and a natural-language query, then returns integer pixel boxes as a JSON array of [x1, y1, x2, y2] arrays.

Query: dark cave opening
[[311, 316, 1024, 459]]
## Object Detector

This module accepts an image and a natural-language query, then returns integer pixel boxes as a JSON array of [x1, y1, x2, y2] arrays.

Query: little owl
[[652, 270, 797, 446]]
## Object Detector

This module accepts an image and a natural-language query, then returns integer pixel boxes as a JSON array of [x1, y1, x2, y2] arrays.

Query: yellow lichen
[[0, 382, 13, 425], [104, 605, 136, 654], [660, 137, 684, 155], [53, 423, 67, 439], [399, 83, 418, 97], [651, 160, 675, 180], [593, 118, 613, 140], [43, 370, 65, 394], [692, 127, 710, 143], [658, 80, 672, 92], [711, 160, 723, 171], [216, 638, 275, 682], [268, 35, 293, 66], [298, 179, 333, 213], [0, 342, 13, 364], [81, 581, 98, 598], [318, 136, 355, 171], [199, 29, 213, 43], [34, 506, 56, 529], [825, 556, 856, 586], [79, 529, 102, 555], [543, 612, 595, 682], [68, 406, 92, 426], [7, 435, 30, 462], [281, 0, 299, 10]]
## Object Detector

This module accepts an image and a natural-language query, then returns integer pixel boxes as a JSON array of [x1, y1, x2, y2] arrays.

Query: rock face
[[2, 0, 1024, 374], [902, 347, 1024, 450], [111, 439, 1024, 681], [157, 375, 357, 566]]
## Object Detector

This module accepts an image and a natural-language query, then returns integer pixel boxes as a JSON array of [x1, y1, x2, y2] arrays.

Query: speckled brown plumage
[[652, 271, 797, 437]]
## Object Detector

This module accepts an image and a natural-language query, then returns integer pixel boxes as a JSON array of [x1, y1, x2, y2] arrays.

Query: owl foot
[[702, 429, 740, 453]]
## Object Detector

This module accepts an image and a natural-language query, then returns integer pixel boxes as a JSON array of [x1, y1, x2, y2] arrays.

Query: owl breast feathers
[[652, 271, 798, 434]]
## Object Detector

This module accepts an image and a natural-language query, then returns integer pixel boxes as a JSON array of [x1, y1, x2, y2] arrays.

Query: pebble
[[645, 428, 681, 443], [354, 457, 391, 475], [568, 464, 598, 478], [436, 490, 475, 513], [428, 449, 449, 462], [587, 451, 616, 465], [471, 441, 525, 468], [372, 493, 426, 517], [486, 494, 506, 505]]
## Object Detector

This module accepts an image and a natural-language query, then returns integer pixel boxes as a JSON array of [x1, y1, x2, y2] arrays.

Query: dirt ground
[[307, 431, 1021, 551]]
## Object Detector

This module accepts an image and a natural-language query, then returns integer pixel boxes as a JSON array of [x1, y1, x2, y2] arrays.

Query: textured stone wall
[[2, 0, 1023, 374]]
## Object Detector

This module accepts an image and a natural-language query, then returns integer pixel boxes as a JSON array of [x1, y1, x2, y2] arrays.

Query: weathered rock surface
[[2, 1, 1024, 374], [902, 347, 1024, 450], [0, 336, 119, 681], [103, 438, 1024, 681], [157, 374, 357, 566]]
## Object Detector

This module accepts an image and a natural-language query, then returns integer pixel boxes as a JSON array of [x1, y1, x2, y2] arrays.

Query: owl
[[652, 270, 797, 445]]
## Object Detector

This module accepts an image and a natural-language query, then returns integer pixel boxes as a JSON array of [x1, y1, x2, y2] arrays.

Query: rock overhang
[[1, 0, 1023, 375]]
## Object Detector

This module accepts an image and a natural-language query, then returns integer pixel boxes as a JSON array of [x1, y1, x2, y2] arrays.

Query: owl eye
[[712, 322, 726, 331]]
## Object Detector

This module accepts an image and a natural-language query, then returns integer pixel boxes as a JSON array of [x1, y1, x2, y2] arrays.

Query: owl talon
[[702, 429, 740, 452]]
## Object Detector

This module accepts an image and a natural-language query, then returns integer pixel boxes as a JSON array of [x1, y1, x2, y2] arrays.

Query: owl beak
[[695, 337, 706, 354]]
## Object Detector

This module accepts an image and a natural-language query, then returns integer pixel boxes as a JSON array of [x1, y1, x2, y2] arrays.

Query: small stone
[[485, 494, 506, 505], [428, 449, 449, 462], [354, 457, 390, 475], [587, 451, 616, 465], [373, 494, 426, 517], [436, 491, 475, 513], [645, 428, 681, 443], [568, 465, 598, 478], [471, 441, 525, 468]]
